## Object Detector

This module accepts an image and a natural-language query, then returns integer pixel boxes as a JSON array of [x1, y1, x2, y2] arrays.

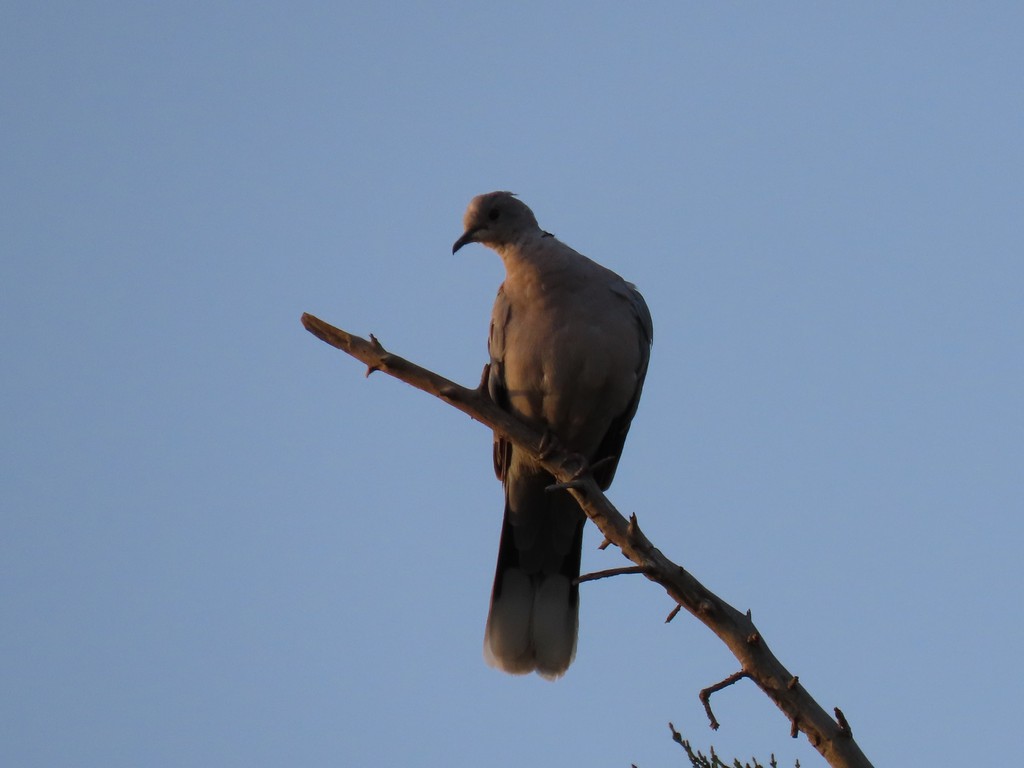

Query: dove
[[453, 191, 653, 679]]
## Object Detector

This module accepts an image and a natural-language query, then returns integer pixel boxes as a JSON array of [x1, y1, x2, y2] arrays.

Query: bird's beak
[[452, 228, 480, 254]]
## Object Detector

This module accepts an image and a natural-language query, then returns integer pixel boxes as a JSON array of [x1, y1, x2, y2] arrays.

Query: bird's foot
[[537, 428, 563, 460], [538, 430, 585, 472], [539, 430, 602, 491]]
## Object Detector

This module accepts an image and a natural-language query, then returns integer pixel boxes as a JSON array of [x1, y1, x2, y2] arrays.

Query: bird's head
[[452, 191, 540, 253]]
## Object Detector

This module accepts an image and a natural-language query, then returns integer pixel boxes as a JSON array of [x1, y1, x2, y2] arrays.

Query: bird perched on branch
[[453, 191, 653, 679]]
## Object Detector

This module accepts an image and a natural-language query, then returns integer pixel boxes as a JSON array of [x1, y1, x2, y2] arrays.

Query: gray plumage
[[453, 191, 653, 679]]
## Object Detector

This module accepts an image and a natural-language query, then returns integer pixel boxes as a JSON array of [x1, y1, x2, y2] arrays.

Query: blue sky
[[3, 3, 1022, 766]]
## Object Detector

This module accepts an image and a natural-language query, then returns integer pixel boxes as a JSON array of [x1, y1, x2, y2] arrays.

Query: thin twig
[[699, 670, 751, 730], [575, 565, 646, 584]]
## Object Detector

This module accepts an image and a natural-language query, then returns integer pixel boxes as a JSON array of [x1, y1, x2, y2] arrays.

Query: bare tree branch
[[301, 312, 874, 768]]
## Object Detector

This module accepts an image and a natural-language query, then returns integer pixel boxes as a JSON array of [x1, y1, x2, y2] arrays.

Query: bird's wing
[[590, 281, 654, 489], [488, 282, 512, 483]]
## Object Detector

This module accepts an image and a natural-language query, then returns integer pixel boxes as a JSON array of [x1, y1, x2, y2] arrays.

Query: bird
[[452, 191, 653, 679]]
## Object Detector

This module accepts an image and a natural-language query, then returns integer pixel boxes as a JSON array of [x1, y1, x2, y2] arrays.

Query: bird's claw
[[538, 429, 589, 477], [537, 428, 562, 460]]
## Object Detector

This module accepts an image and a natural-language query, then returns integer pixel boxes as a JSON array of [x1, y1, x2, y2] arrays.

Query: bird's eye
[[488, 208, 500, 221]]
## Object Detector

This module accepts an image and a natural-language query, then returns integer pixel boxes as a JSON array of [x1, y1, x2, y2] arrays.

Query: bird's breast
[[499, 293, 639, 455]]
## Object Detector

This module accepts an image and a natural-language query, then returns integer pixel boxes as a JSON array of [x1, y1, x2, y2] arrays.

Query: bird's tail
[[484, 471, 585, 679]]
